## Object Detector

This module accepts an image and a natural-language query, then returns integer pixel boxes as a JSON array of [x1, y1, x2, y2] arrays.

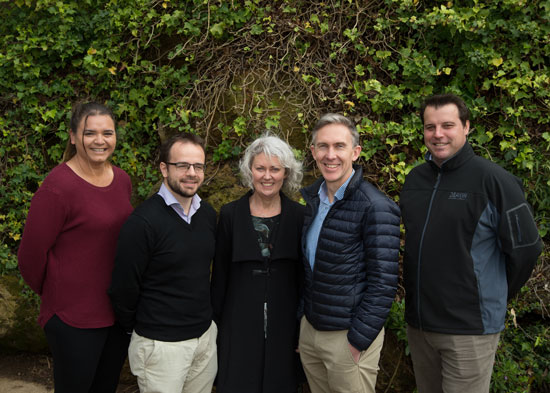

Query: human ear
[[69, 130, 77, 145], [352, 145, 362, 161], [160, 162, 168, 178]]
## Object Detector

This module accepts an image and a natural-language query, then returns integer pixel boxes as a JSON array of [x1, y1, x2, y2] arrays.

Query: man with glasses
[[109, 133, 217, 393]]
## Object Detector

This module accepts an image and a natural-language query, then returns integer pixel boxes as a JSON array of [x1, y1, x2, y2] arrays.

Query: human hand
[[348, 343, 361, 363]]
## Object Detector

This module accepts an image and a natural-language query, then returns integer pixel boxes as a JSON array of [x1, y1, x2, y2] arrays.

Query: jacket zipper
[[310, 198, 340, 276], [416, 171, 441, 329], [307, 195, 336, 318]]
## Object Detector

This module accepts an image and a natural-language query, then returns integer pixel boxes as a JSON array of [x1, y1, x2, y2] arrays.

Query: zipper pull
[[264, 302, 268, 339]]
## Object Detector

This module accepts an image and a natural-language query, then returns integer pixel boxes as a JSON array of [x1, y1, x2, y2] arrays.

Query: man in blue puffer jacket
[[298, 113, 401, 393]]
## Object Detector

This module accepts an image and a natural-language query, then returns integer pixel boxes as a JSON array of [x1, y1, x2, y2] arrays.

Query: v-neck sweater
[[109, 194, 217, 341]]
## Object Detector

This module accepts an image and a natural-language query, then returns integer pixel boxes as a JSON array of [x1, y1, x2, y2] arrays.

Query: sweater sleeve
[[18, 186, 67, 295], [347, 197, 401, 351], [108, 213, 154, 332], [493, 173, 542, 297], [210, 205, 233, 325]]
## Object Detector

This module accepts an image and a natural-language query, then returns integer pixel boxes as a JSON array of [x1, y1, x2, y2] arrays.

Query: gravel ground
[[0, 352, 138, 393]]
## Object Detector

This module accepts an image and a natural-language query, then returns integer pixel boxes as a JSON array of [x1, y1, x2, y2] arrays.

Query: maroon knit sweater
[[18, 163, 133, 328]]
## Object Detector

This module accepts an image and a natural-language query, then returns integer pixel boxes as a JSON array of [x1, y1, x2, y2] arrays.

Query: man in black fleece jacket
[[109, 133, 217, 393], [401, 94, 542, 393]]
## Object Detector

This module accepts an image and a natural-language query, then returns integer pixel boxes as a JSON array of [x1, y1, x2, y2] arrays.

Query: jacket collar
[[302, 165, 363, 202], [426, 141, 475, 172]]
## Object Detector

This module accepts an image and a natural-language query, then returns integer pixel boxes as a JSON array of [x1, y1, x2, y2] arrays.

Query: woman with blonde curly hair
[[211, 134, 305, 393]]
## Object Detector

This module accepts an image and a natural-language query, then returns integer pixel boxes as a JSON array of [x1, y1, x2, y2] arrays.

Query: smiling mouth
[[324, 163, 339, 169], [181, 179, 198, 185], [91, 148, 108, 152]]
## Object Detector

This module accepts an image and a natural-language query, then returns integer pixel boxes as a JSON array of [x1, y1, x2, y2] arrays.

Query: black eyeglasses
[[165, 162, 206, 173]]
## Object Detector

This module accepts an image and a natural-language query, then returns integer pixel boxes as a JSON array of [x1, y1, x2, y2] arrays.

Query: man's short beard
[[167, 176, 200, 198]]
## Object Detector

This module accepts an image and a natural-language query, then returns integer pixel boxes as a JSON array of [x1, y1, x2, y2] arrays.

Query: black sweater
[[109, 194, 216, 341]]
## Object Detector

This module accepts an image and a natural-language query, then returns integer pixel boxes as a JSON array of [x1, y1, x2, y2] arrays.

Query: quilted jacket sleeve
[[347, 196, 401, 351]]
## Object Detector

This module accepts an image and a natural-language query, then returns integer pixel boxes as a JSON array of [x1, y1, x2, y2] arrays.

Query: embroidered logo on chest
[[448, 191, 468, 200]]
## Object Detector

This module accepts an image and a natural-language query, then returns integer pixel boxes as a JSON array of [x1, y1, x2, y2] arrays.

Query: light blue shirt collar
[[306, 169, 355, 270], [157, 183, 201, 224], [318, 169, 355, 205]]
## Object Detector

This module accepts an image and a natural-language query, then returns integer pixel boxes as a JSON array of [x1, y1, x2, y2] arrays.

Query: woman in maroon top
[[18, 102, 133, 393]]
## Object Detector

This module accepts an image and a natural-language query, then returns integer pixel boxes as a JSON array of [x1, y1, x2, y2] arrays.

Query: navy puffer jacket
[[301, 166, 400, 351]]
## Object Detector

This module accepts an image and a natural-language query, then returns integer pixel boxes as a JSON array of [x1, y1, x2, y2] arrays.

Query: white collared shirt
[[157, 183, 201, 224]]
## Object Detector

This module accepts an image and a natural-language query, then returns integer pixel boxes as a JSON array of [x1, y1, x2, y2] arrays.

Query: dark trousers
[[44, 314, 130, 393]]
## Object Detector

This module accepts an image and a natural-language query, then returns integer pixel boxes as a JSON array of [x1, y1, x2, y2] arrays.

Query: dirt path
[[0, 378, 53, 393], [0, 353, 53, 393], [0, 352, 138, 393]]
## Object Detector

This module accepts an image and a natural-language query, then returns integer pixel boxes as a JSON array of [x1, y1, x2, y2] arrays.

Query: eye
[[271, 167, 281, 173], [175, 163, 191, 170]]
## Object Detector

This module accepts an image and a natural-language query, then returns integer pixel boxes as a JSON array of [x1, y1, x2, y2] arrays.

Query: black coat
[[211, 191, 305, 393]]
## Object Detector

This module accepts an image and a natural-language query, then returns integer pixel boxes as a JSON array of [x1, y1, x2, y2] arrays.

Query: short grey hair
[[239, 134, 303, 194], [311, 113, 360, 147]]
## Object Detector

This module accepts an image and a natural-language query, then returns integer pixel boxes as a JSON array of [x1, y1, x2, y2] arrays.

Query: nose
[[433, 126, 444, 138], [95, 134, 105, 144], [187, 165, 197, 175], [326, 146, 336, 159]]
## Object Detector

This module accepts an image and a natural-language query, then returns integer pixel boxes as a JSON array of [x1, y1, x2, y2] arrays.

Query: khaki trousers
[[299, 316, 384, 393], [407, 325, 500, 393], [128, 321, 217, 393]]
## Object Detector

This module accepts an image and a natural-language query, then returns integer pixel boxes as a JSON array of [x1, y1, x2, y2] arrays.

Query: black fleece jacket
[[401, 143, 542, 334]]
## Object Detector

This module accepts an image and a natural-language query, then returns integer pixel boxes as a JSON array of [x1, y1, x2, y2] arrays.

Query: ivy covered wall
[[1, 0, 549, 390]]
